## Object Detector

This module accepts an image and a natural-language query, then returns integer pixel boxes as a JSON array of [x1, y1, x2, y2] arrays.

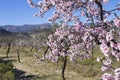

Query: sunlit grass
[[0, 46, 103, 80]]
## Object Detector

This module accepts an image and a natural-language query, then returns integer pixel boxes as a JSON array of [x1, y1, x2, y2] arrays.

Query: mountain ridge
[[0, 23, 52, 33]]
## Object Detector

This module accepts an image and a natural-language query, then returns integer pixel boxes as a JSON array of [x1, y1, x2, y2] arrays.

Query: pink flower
[[114, 19, 120, 28], [101, 58, 112, 71], [110, 42, 118, 49], [74, 22, 82, 32], [37, 1, 43, 7], [81, 10, 86, 16], [103, 0, 109, 3], [89, 0, 94, 2], [116, 52, 120, 61], [27, 0, 36, 8], [112, 51, 117, 56], [102, 73, 114, 80], [49, 0, 55, 5], [88, 4, 98, 15], [100, 43, 110, 57], [68, 34, 74, 40], [51, 56, 58, 62], [103, 58, 111, 66], [117, 43, 120, 50], [106, 32, 113, 42], [114, 68, 120, 80], [69, 56, 75, 62], [68, 34, 75, 44], [101, 65, 111, 71]]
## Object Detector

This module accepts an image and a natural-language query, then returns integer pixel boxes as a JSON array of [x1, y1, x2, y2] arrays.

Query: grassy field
[[0, 46, 103, 80]]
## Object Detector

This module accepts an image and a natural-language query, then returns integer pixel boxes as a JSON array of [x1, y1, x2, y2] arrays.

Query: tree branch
[[95, 0, 103, 21]]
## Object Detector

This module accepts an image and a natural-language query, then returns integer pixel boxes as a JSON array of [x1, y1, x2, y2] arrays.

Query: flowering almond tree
[[27, 0, 120, 80]]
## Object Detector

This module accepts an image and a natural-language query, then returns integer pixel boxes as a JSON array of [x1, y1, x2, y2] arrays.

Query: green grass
[[0, 59, 15, 80]]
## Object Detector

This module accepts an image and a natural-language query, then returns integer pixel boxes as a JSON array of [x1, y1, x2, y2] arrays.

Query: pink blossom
[[69, 55, 75, 62], [114, 68, 120, 80], [74, 22, 82, 32], [89, 0, 94, 2], [87, 4, 98, 15], [106, 32, 113, 42], [49, 0, 55, 5], [103, 0, 109, 3], [37, 1, 43, 7], [102, 73, 114, 80], [117, 43, 120, 50], [116, 52, 120, 61], [103, 58, 111, 66], [51, 56, 58, 62], [100, 43, 110, 57], [101, 58, 112, 71], [101, 66, 111, 71], [94, 27, 103, 34], [81, 10, 86, 16], [27, 0, 36, 8], [114, 19, 120, 28], [110, 42, 118, 49], [112, 51, 117, 56]]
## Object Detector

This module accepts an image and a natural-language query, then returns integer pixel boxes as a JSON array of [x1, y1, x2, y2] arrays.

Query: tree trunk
[[62, 56, 67, 80], [43, 46, 49, 60], [17, 49, 21, 63], [0, 44, 1, 48], [91, 38, 94, 70], [35, 46, 38, 53], [30, 46, 34, 52], [6, 43, 11, 58]]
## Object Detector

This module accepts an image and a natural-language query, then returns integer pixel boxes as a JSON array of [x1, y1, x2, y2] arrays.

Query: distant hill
[[0, 27, 12, 36], [0, 23, 52, 33]]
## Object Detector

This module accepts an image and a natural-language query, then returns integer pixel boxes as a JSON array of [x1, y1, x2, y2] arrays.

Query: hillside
[[0, 23, 52, 33], [0, 27, 12, 36]]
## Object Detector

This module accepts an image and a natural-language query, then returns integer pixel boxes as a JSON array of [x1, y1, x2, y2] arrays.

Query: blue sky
[[0, 0, 119, 26], [0, 0, 53, 26]]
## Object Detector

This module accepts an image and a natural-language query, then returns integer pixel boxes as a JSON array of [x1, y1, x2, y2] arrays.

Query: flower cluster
[[90, 0, 109, 3], [102, 68, 120, 80], [101, 58, 112, 71], [46, 25, 94, 62], [27, 0, 111, 23], [114, 18, 120, 28]]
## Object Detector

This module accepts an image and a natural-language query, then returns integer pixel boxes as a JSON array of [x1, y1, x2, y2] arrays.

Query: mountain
[[0, 23, 52, 33], [0, 27, 12, 36]]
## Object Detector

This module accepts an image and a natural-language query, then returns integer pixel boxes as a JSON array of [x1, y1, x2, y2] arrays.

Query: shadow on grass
[[13, 68, 36, 80], [0, 56, 17, 64], [13, 68, 57, 80], [0, 55, 16, 59]]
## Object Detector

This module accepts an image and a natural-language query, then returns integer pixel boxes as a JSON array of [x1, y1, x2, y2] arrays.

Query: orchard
[[27, 0, 120, 80]]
